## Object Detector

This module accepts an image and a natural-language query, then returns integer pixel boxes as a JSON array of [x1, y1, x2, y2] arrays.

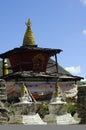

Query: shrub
[[67, 102, 76, 116], [36, 102, 49, 118]]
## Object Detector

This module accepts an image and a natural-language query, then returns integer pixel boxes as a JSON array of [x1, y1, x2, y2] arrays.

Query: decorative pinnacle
[[23, 19, 36, 46], [26, 18, 31, 27], [21, 83, 29, 97], [3, 58, 9, 76]]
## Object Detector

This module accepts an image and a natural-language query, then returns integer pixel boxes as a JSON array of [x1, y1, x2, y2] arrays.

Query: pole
[[54, 54, 59, 97]]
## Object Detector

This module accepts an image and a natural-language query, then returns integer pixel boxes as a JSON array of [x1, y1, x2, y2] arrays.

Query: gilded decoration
[[23, 19, 36, 46], [32, 54, 45, 71]]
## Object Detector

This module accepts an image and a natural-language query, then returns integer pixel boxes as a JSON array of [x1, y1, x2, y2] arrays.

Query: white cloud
[[65, 66, 81, 75], [81, 78, 86, 81], [80, 0, 86, 4], [82, 30, 86, 35]]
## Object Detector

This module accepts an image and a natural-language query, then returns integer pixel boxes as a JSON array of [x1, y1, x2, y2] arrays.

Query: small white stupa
[[8, 83, 47, 125], [43, 84, 80, 124]]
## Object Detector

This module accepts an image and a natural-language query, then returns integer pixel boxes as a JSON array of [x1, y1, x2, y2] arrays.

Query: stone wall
[[0, 79, 7, 102], [77, 85, 86, 124]]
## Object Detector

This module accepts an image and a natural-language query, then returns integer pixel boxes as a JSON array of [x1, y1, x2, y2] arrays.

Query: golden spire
[[21, 83, 29, 97], [23, 19, 36, 46], [3, 59, 9, 76], [20, 83, 37, 103]]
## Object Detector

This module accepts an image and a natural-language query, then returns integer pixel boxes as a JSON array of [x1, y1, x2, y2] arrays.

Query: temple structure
[[0, 19, 62, 102], [0, 18, 84, 125], [0, 19, 83, 103]]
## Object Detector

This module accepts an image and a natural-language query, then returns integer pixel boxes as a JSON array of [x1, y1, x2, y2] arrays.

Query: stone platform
[[9, 113, 46, 125]]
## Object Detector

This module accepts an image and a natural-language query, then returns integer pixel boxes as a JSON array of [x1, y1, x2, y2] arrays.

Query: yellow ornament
[[23, 19, 36, 46]]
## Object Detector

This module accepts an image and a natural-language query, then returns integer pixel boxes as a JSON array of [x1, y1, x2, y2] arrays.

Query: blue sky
[[0, 0, 86, 79]]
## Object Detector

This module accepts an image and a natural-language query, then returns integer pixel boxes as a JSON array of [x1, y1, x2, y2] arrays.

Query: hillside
[[47, 58, 71, 75]]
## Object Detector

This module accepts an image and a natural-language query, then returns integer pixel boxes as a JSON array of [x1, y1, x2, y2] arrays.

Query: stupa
[[8, 83, 47, 125], [0, 19, 62, 76], [43, 85, 80, 124]]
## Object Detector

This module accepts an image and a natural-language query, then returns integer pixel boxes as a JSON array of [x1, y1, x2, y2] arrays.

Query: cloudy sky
[[0, 0, 86, 79]]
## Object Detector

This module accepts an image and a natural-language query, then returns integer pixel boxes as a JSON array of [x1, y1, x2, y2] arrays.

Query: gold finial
[[26, 18, 31, 27], [3, 59, 9, 76], [20, 83, 37, 103], [23, 19, 36, 46], [21, 83, 28, 97], [54, 85, 58, 97]]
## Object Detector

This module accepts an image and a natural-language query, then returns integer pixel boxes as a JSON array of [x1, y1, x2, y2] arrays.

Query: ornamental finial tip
[[25, 18, 31, 27]]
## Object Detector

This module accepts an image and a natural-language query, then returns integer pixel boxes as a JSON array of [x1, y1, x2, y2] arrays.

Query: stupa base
[[43, 113, 80, 125], [8, 113, 47, 125]]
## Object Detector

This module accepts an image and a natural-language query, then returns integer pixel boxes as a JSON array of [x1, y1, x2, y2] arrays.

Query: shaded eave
[[0, 71, 83, 82], [1, 71, 58, 82], [0, 46, 62, 59], [58, 74, 84, 82]]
